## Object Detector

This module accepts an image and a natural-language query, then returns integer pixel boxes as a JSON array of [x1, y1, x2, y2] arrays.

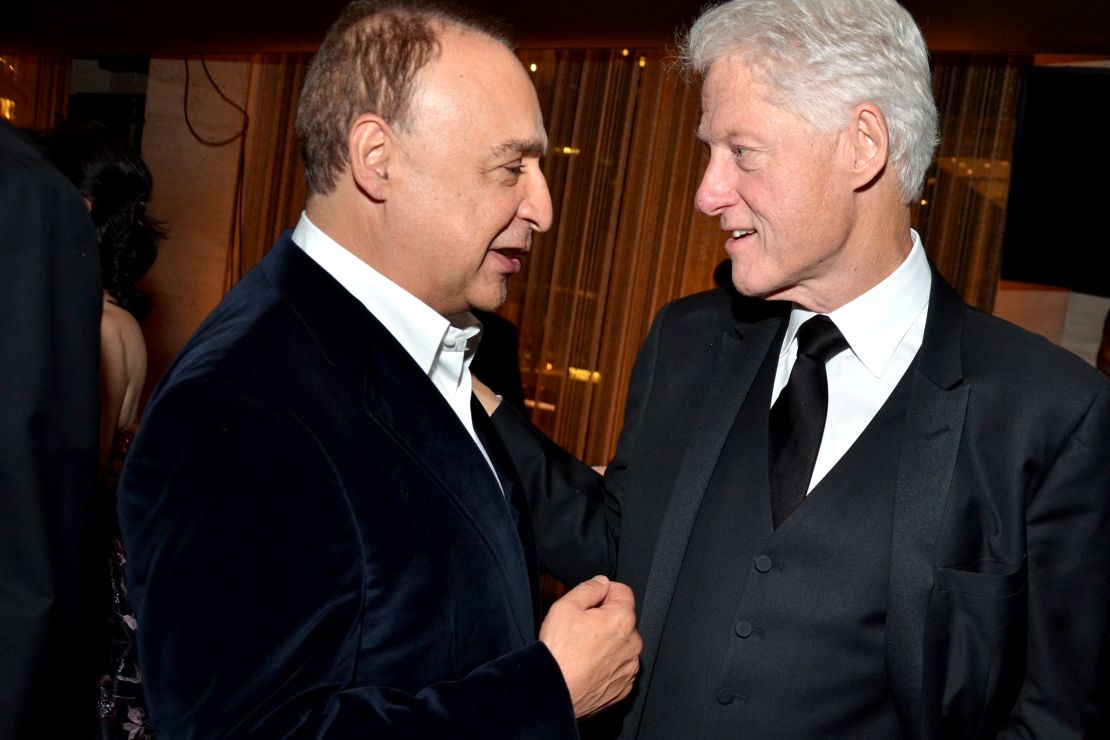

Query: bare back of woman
[[99, 295, 147, 475]]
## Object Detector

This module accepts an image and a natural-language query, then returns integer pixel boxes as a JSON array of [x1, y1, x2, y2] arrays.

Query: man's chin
[[729, 266, 798, 303], [730, 272, 777, 300], [466, 282, 510, 314]]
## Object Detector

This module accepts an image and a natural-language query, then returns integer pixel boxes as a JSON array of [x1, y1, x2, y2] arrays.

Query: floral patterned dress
[[96, 432, 155, 740]]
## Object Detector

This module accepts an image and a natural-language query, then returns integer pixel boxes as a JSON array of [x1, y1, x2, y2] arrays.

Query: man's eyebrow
[[493, 138, 548, 158]]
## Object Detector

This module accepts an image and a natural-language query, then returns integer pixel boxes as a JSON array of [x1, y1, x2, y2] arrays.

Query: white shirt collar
[[781, 230, 932, 378], [290, 212, 482, 381]]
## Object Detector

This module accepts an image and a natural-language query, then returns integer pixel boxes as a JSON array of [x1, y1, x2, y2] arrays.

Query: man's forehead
[[704, 61, 757, 92], [696, 90, 754, 142], [696, 59, 777, 131], [414, 27, 547, 155]]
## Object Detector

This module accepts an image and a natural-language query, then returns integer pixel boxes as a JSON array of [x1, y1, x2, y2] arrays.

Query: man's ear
[[846, 102, 889, 190], [348, 114, 391, 201]]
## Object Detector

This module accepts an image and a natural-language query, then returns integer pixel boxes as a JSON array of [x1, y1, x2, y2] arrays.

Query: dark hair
[[295, 0, 508, 196], [42, 120, 165, 320]]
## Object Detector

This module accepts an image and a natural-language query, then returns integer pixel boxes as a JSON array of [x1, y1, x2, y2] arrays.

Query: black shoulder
[[961, 305, 1108, 395], [663, 287, 789, 329]]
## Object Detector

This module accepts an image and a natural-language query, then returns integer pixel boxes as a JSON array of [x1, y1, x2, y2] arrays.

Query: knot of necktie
[[796, 315, 848, 365]]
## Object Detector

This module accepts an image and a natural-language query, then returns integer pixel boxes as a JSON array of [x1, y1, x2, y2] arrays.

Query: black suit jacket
[[495, 269, 1110, 739], [0, 122, 103, 740], [117, 233, 576, 738]]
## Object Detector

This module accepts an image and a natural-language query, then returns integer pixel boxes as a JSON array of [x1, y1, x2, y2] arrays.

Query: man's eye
[[733, 146, 747, 159], [504, 164, 525, 176]]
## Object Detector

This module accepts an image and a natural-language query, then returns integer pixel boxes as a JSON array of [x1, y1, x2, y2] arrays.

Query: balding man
[[117, 2, 640, 736]]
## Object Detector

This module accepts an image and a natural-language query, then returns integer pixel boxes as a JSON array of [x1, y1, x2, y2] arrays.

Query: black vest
[[639, 333, 914, 739]]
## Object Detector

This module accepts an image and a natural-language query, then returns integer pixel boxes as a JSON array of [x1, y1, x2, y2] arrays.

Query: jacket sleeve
[[490, 303, 670, 588], [118, 379, 577, 739], [1000, 380, 1110, 739]]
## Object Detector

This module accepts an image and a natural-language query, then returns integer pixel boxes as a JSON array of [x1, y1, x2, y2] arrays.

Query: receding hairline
[[337, 6, 516, 130], [404, 25, 545, 152], [415, 12, 514, 74]]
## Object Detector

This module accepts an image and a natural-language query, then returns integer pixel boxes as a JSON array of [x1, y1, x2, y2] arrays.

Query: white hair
[[680, 0, 938, 202]]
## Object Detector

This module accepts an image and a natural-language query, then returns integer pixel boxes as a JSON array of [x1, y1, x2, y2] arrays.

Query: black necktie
[[768, 315, 849, 528]]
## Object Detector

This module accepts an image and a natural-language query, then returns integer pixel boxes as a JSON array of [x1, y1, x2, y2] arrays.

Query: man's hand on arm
[[539, 575, 642, 718]]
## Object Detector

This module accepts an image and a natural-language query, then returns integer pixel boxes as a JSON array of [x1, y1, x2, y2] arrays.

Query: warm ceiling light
[[0, 98, 15, 121], [638, 56, 647, 68], [621, 48, 629, 57], [529, 63, 537, 72]]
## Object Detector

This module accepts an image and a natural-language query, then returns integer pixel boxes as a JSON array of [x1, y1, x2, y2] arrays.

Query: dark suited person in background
[[0, 121, 103, 739], [483, 0, 1110, 737], [117, 1, 639, 736]]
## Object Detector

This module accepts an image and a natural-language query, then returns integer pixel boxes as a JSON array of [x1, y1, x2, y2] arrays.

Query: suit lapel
[[886, 269, 969, 740], [262, 235, 536, 644], [472, 395, 546, 629], [363, 371, 536, 643], [626, 314, 784, 739]]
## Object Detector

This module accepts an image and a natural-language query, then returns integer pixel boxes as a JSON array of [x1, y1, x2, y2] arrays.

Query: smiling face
[[383, 28, 552, 316], [694, 53, 866, 311]]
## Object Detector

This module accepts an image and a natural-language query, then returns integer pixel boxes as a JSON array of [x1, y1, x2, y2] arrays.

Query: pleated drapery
[[0, 53, 70, 131], [3, 49, 1026, 466]]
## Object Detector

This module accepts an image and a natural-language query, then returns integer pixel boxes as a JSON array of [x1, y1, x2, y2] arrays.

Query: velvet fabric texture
[[495, 269, 1110, 739], [117, 233, 576, 738]]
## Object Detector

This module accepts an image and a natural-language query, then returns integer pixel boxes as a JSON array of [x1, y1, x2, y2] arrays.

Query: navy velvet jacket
[[117, 233, 576, 738]]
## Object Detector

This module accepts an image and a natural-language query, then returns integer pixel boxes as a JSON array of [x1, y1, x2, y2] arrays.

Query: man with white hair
[[484, 0, 1110, 737]]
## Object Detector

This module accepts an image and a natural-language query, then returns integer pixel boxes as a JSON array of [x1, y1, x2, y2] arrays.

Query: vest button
[[735, 620, 753, 638], [754, 554, 773, 573], [716, 687, 737, 705]]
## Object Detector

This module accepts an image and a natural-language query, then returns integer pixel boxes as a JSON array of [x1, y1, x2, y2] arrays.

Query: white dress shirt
[[291, 213, 502, 487], [771, 231, 932, 494]]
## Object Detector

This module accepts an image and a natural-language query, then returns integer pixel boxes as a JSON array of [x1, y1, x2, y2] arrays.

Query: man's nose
[[694, 156, 738, 216], [521, 170, 554, 233]]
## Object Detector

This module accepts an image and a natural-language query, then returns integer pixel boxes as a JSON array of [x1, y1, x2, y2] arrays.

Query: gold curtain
[[0, 53, 70, 131], [509, 49, 719, 465], [208, 49, 1024, 466], [913, 54, 1026, 312], [226, 54, 309, 287]]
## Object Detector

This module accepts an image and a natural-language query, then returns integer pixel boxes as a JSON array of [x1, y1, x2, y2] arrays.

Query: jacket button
[[716, 688, 737, 705], [735, 620, 753, 638], [754, 555, 773, 573]]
